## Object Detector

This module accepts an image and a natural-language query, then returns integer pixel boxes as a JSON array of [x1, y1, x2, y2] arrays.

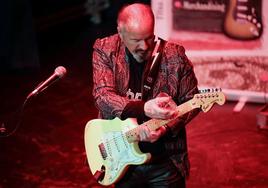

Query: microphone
[[27, 66, 67, 99]]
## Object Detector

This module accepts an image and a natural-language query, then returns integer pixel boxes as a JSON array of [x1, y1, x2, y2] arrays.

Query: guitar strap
[[141, 36, 166, 101]]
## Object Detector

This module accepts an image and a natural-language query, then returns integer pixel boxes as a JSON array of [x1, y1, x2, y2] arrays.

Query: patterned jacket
[[92, 34, 199, 177]]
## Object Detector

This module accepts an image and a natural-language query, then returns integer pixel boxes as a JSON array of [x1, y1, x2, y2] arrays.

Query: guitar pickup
[[98, 143, 107, 160]]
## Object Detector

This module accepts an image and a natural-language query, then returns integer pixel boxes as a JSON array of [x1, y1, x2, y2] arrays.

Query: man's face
[[119, 25, 155, 63]]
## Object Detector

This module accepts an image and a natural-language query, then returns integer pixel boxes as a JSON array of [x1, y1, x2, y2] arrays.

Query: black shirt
[[121, 48, 166, 156]]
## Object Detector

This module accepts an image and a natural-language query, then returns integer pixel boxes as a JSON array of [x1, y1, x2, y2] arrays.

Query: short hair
[[117, 3, 154, 32]]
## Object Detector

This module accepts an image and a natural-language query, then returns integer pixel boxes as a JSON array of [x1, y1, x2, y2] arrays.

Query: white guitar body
[[84, 118, 151, 186]]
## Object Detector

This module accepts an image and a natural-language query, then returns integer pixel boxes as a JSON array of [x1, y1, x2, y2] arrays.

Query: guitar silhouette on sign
[[224, 0, 263, 40]]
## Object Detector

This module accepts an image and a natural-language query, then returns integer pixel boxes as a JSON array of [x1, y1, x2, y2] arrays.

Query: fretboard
[[125, 98, 196, 142]]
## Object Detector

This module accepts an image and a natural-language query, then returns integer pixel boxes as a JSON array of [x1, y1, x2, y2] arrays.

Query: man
[[92, 3, 199, 188]]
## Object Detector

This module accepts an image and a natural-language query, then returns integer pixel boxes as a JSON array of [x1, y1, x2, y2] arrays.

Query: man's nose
[[139, 40, 149, 50]]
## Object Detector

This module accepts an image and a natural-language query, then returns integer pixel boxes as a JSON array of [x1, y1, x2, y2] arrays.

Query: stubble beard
[[133, 50, 151, 63]]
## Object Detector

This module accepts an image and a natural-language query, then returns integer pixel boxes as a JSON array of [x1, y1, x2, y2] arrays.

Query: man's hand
[[139, 93, 178, 142], [137, 125, 167, 143], [144, 94, 178, 119]]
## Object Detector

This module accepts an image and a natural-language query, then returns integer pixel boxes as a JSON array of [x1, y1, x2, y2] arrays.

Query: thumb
[[157, 92, 169, 98], [156, 96, 172, 107]]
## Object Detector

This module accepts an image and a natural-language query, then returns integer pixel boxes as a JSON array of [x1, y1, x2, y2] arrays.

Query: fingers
[[138, 125, 165, 143], [158, 97, 178, 111], [155, 107, 175, 119], [144, 96, 178, 119], [138, 126, 150, 142]]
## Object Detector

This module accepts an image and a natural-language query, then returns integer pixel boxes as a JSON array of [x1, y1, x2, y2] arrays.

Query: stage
[[1, 5, 268, 188]]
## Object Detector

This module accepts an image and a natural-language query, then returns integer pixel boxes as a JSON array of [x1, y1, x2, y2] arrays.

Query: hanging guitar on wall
[[223, 0, 263, 40]]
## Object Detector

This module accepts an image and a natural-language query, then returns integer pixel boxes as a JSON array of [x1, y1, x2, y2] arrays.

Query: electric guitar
[[84, 91, 226, 186], [224, 0, 262, 40]]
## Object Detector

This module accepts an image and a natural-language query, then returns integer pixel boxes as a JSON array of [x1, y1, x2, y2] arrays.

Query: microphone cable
[[0, 96, 30, 138]]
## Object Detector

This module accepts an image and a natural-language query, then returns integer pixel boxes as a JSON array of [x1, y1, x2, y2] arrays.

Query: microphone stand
[[0, 94, 32, 138]]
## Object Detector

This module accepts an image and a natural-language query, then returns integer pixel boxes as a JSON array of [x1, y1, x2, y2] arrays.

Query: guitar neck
[[125, 99, 195, 142]]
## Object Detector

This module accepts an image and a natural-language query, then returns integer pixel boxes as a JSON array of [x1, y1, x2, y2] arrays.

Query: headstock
[[191, 89, 226, 112]]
